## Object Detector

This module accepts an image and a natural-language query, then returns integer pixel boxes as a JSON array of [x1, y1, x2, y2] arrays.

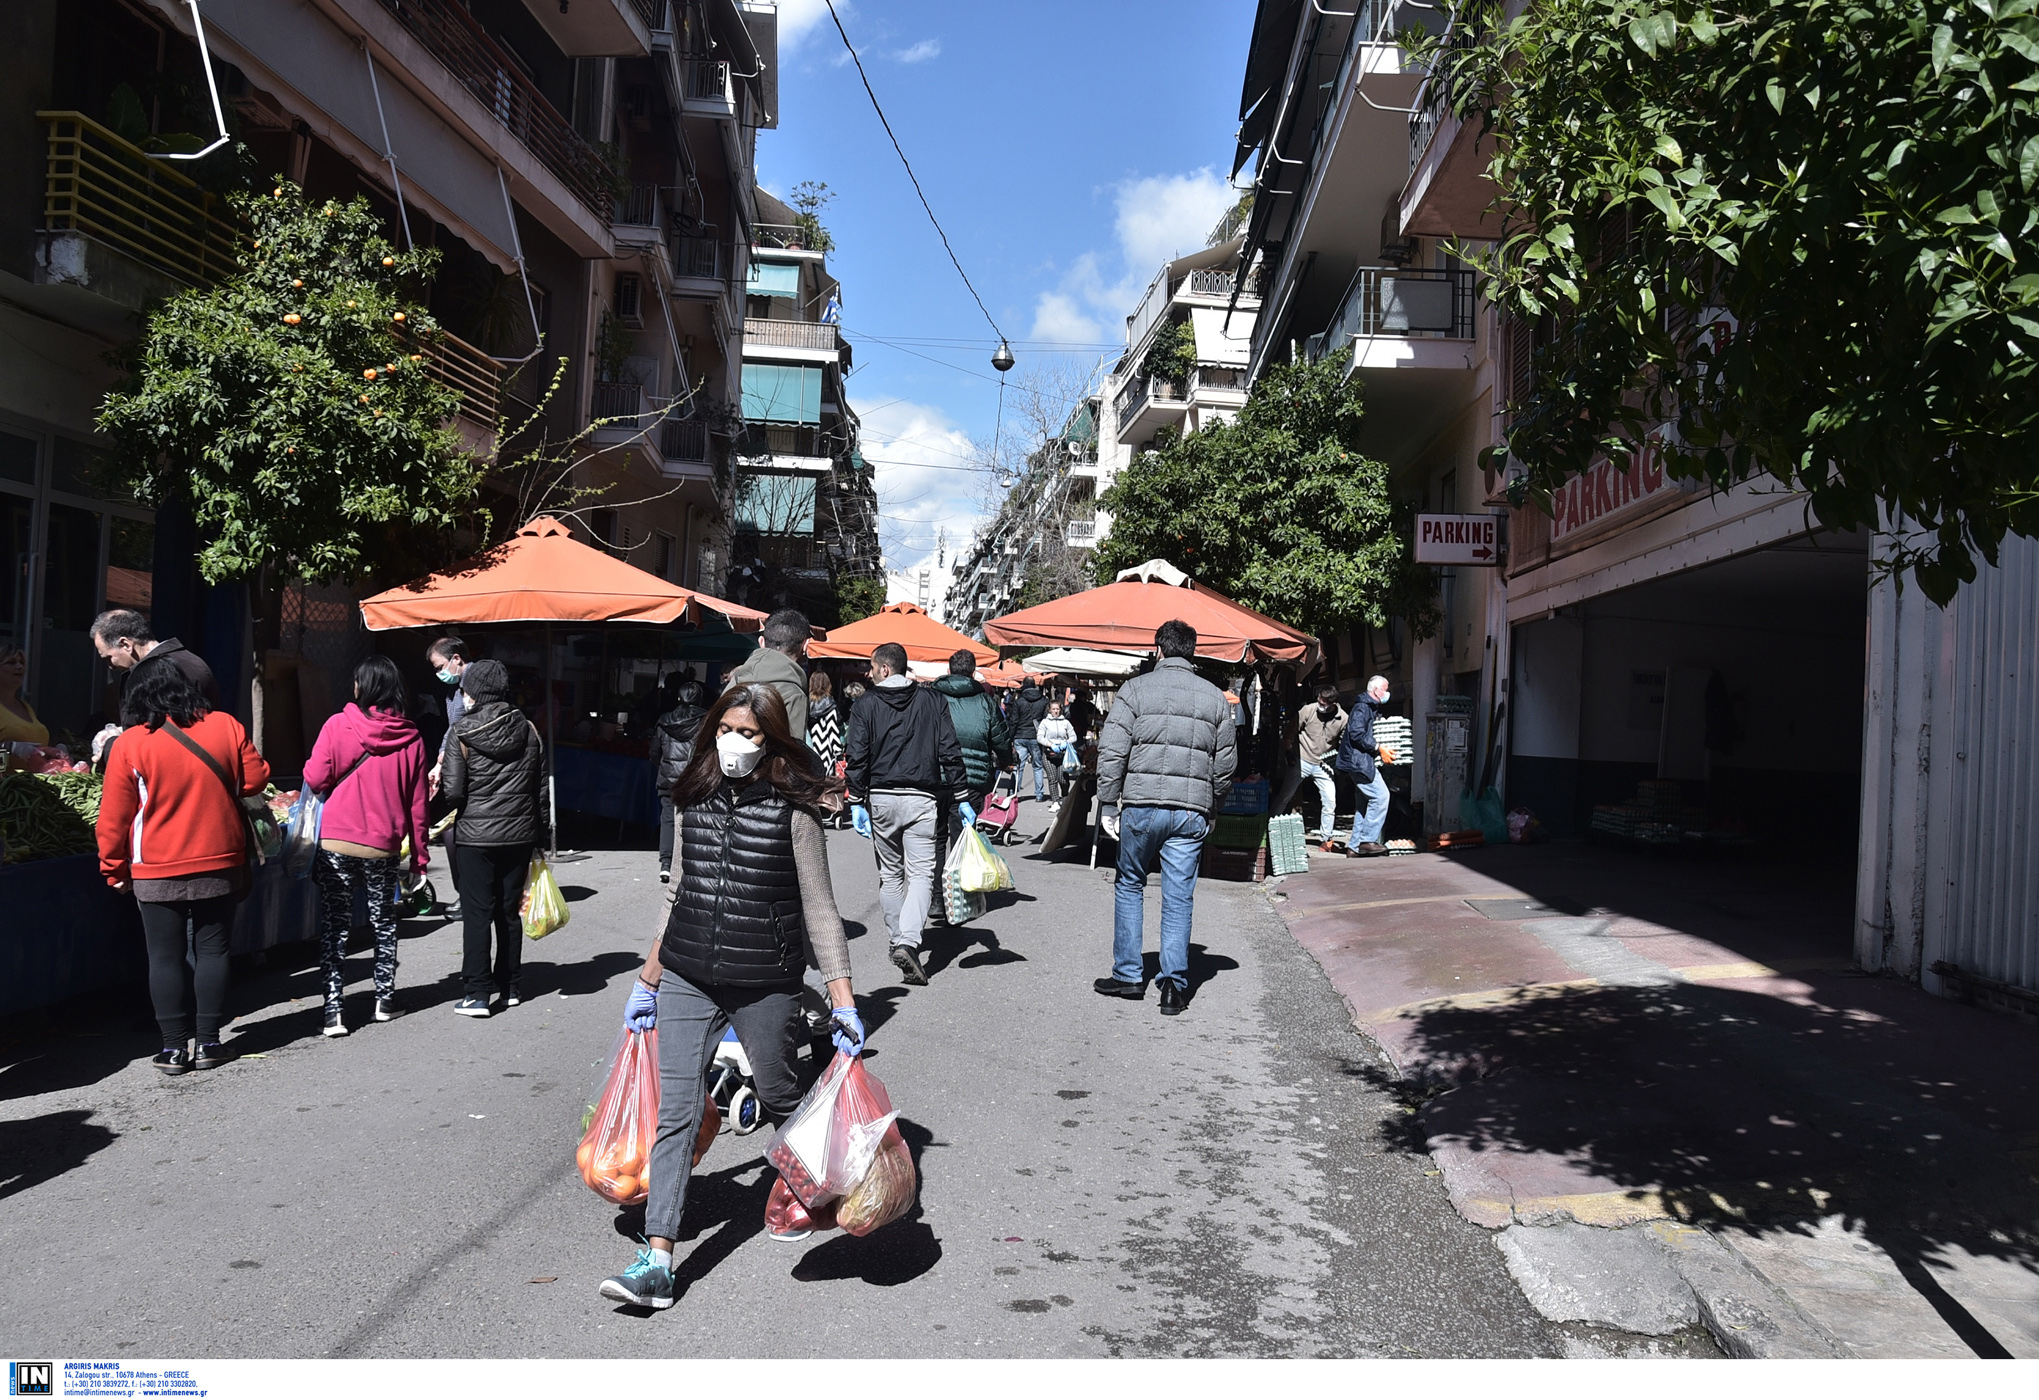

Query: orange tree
[[99, 181, 482, 583]]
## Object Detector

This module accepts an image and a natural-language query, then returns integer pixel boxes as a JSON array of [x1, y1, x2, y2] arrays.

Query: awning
[[357, 517, 766, 630], [741, 363, 822, 423], [1234, 0, 1306, 176], [808, 602, 996, 666], [1020, 647, 1146, 679], [1190, 307, 1253, 366], [983, 560, 1318, 669], [746, 259, 801, 298]]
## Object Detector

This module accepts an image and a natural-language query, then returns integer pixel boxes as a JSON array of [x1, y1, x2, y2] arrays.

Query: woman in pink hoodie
[[302, 654, 430, 1037]]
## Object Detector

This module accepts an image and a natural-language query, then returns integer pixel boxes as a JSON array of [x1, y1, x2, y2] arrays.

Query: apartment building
[[727, 186, 879, 622], [1231, 0, 2039, 1005], [942, 399, 1099, 639], [2, 0, 774, 740]]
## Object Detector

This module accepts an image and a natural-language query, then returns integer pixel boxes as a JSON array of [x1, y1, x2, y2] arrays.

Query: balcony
[[515, 0, 654, 57], [732, 423, 834, 475], [1311, 266, 1476, 359], [614, 182, 666, 232], [1188, 364, 1250, 404], [420, 328, 505, 431], [671, 234, 724, 281], [588, 382, 716, 481], [742, 317, 846, 365], [38, 111, 239, 292], [681, 59, 737, 120], [1399, 0, 1506, 238], [1065, 516, 1099, 548], [1112, 375, 1187, 445], [372, 0, 618, 222]]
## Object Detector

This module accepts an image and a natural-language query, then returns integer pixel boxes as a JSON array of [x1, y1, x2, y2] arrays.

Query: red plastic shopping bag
[[765, 1174, 839, 1235], [575, 1028, 720, 1206], [764, 1052, 916, 1233], [578, 1027, 660, 1205]]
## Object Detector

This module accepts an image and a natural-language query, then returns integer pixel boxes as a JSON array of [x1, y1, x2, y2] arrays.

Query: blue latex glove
[[958, 802, 977, 826], [624, 979, 658, 1032], [851, 804, 872, 838], [829, 1005, 866, 1057]]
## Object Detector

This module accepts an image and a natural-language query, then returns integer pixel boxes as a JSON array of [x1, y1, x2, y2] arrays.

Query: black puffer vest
[[658, 778, 807, 988]]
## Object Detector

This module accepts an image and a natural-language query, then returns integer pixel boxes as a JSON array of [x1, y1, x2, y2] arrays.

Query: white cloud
[[1026, 167, 1238, 348], [776, 0, 839, 51], [895, 38, 941, 63], [853, 396, 983, 574]]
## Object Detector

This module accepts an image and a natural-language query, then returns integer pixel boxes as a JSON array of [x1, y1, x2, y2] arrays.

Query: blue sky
[[755, 0, 1258, 575]]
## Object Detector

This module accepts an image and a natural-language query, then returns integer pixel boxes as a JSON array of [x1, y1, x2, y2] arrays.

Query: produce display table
[[0, 854, 321, 1018], [553, 743, 658, 826]]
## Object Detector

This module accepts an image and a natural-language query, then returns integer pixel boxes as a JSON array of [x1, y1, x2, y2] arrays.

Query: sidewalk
[[1265, 838, 2039, 1358]]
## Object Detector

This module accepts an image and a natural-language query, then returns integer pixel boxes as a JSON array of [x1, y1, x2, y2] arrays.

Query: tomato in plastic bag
[[836, 1125, 917, 1237], [765, 1174, 838, 1235]]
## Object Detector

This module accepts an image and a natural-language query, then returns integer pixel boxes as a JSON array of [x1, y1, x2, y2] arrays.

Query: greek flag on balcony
[[821, 293, 842, 326]]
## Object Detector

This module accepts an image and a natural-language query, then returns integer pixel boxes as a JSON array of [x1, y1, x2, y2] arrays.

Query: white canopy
[[1190, 307, 1252, 366], [1023, 647, 1146, 678]]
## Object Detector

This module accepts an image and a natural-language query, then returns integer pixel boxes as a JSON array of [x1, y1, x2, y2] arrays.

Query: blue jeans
[[1348, 767, 1391, 849], [1013, 738, 1046, 799], [1299, 759, 1338, 842], [1113, 806, 1209, 988]]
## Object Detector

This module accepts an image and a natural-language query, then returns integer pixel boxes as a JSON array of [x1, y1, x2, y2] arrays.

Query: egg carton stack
[[1267, 813, 1311, 876], [1375, 716, 1413, 763]]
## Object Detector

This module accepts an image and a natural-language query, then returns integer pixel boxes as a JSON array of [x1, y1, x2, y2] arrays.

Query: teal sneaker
[[598, 1248, 675, 1310]]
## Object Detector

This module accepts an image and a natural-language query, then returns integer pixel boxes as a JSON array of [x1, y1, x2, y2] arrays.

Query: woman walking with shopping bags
[[439, 659, 543, 1018], [302, 655, 431, 1036], [597, 682, 864, 1310], [96, 664, 269, 1075]]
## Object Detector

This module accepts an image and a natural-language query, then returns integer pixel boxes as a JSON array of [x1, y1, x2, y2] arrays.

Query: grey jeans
[[643, 970, 803, 1243], [869, 790, 938, 950]]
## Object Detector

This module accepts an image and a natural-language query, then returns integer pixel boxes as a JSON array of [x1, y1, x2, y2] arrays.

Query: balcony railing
[[682, 59, 736, 116], [1185, 266, 1262, 300], [1189, 364, 1250, 398], [672, 234, 723, 280], [590, 379, 650, 425], [39, 111, 240, 287], [661, 416, 709, 463], [1314, 267, 1477, 357], [743, 317, 842, 354], [1065, 517, 1099, 547], [1408, 0, 1493, 175], [615, 182, 665, 230], [372, 0, 617, 220], [421, 328, 504, 428], [1113, 375, 1185, 425]]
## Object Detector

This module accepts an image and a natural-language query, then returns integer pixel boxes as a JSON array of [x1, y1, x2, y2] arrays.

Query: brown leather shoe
[[1354, 841, 1389, 857]]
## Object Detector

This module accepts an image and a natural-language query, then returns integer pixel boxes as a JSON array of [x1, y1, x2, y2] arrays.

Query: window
[[615, 272, 642, 326], [655, 532, 676, 580], [746, 259, 800, 299]]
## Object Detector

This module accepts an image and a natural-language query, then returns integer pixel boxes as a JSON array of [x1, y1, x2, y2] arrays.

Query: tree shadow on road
[[1350, 973, 2039, 1356], [0, 1109, 117, 1202]]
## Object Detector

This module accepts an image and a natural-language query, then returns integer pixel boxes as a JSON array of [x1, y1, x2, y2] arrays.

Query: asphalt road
[[2, 801, 1576, 1358]]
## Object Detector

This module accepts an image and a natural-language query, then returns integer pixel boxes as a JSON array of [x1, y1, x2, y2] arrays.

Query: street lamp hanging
[[991, 340, 1015, 374]]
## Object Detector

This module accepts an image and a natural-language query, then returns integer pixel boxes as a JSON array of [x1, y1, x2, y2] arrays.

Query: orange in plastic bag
[[578, 1027, 660, 1205]]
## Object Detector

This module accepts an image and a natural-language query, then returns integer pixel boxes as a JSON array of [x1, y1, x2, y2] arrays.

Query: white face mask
[[716, 731, 765, 779]]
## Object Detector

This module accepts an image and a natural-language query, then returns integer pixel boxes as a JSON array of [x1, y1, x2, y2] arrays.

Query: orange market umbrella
[[984, 561, 1319, 669], [357, 517, 766, 631], [808, 602, 996, 667], [979, 657, 1044, 688]]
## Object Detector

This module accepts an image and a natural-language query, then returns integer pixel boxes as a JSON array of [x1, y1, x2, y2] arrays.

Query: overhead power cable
[[822, 0, 1006, 343]]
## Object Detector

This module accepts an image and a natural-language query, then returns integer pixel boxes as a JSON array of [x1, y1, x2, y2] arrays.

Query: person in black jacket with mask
[[439, 660, 544, 1016], [598, 682, 863, 1310], [845, 642, 969, 986], [1008, 678, 1050, 800], [652, 678, 707, 884]]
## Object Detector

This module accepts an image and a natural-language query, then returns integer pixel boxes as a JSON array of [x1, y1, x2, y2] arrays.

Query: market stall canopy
[[1020, 647, 1146, 679], [978, 657, 1048, 688], [357, 518, 767, 631], [808, 602, 997, 666], [984, 560, 1319, 669]]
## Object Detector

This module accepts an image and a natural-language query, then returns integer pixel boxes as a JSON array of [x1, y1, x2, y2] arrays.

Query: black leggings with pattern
[[313, 849, 402, 1004]]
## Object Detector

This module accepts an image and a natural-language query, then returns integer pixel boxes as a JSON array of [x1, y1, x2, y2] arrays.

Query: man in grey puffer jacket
[[1093, 619, 1236, 1016]]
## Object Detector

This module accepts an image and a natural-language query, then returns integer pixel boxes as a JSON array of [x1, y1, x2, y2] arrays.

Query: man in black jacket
[[91, 610, 222, 710], [845, 642, 968, 985], [1009, 678, 1050, 800], [652, 678, 707, 884]]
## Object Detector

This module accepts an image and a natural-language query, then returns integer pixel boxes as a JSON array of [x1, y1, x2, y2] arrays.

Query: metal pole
[[546, 621, 559, 858]]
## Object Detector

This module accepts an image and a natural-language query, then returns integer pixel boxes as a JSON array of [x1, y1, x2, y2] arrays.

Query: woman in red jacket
[[97, 662, 270, 1076], [301, 654, 430, 1037]]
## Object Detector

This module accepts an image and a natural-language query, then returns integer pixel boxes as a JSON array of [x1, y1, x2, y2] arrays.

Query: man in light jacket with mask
[[1296, 684, 1347, 852]]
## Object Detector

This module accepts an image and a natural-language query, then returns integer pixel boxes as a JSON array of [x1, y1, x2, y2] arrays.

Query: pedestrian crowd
[[85, 601, 1374, 1309]]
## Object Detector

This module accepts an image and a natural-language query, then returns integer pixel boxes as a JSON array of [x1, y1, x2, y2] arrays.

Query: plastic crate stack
[[1267, 813, 1310, 876]]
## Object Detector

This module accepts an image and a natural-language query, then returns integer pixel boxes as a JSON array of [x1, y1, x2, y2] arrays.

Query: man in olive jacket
[[1093, 619, 1236, 1016], [931, 649, 1013, 807], [724, 608, 810, 743]]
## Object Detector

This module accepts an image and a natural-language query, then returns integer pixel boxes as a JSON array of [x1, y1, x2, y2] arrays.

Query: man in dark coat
[[91, 609, 222, 710], [932, 649, 1013, 807], [652, 678, 707, 883], [1008, 678, 1051, 800], [1334, 674, 1399, 857]]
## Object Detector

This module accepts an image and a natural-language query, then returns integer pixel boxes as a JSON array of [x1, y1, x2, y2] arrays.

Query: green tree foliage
[[99, 183, 480, 584], [1138, 317, 1198, 384], [1093, 355, 1440, 640], [1434, 0, 2039, 600], [791, 180, 838, 253], [832, 573, 887, 626]]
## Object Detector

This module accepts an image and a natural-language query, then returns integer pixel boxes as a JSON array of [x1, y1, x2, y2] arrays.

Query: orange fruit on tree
[[363, 369, 377, 379], [382, 256, 396, 267], [392, 311, 405, 322]]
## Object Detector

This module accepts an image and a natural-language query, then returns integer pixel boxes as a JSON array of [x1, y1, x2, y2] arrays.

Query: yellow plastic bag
[[953, 825, 1014, 893], [521, 856, 570, 939]]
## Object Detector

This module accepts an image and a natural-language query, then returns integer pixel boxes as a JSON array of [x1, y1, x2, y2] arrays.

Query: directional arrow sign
[[1415, 514, 1502, 566]]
